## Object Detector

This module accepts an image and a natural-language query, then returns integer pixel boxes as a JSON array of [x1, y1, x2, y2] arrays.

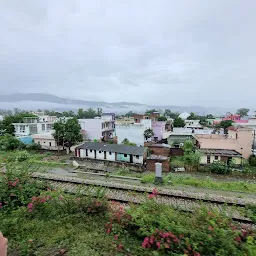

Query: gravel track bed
[[33, 172, 256, 206]]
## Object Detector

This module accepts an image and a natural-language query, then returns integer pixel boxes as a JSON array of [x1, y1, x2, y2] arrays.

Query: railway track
[[33, 172, 254, 224]]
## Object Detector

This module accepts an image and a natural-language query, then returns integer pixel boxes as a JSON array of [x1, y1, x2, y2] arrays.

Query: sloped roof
[[199, 148, 242, 157], [76, 142, 146, 156]]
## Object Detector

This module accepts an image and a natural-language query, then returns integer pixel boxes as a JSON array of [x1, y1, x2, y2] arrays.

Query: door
[[227, 157, 232, 166], [94, 150, 96, 159], [104, 151, 107, 160], [130, 155, 133, 163]]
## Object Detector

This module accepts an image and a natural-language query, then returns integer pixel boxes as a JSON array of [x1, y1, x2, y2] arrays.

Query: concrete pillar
[[155, 162, 163, 184]]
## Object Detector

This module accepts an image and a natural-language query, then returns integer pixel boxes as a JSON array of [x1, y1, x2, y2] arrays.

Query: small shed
[[147, 155, 170, 172], [199, 148, 243, 165]]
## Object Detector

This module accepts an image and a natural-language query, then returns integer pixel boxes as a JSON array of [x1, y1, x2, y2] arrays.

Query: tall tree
[[187, 112, 197, 120], [236, 108, 249, 117], [164, 109, 180, 119], [143, 128, 154, 141], [77, 108, 84, 119], [53, 118, 83, 151], [206, 114, 214, 119], [217, 120, 233, 134], [145, 109, 158, 115], [157, 116, 167, 121], [173, 117, 185, 127]]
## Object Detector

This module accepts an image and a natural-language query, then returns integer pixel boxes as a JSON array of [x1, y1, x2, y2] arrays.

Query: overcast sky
[[0, 0, 256, 107]]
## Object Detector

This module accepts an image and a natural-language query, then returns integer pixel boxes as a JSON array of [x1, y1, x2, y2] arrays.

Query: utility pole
[[253, 129, 256, 151], [57, 131, 60, 160]]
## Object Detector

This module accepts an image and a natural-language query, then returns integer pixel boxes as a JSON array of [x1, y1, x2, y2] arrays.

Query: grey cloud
[[0, 0, 256, 107]]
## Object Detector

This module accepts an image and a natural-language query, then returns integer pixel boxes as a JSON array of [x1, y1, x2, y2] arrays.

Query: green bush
[[248, 154, 256, 167], [26, 143, 42, 150], [208, 161, 230, 174], [0, 134, 25, 150], [16, 150, 30, 162]]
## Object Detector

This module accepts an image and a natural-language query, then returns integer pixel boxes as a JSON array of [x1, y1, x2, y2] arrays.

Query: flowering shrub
[[25, 188, 108, 218], [0, 164, 48, 210], [125, 188, 256, 256]]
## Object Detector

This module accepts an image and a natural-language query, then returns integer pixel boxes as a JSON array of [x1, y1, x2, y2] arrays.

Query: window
[[20, 125, 25, 133], [90, 150, 92, 152], [42, 124, 45, 131], [109, 152, 112, 155], [214, 156, 218, 160], [99, 151, 101, 153], [207, 155, 211, 164], [47, 124, 52, 130], [38, 141, 40, 145], [136, 155, 139, 159], [49, 142, 51, 146], [124, 154, 127, 157]]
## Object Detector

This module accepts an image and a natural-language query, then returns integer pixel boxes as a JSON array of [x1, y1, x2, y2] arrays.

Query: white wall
[[132, 155, 143, 164], [79, 149, 116, 161], [37, 122, 54, 134], [96, 150, 105, 160], [34, 138, 58, 150], [14, 124, 31, 136], [106, 151, 115, 161], [78, 119, 103, 140]]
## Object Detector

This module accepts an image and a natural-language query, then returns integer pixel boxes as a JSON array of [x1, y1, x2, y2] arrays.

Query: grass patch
[[1, 211, 117, 256], [141, 173, 256, 193]]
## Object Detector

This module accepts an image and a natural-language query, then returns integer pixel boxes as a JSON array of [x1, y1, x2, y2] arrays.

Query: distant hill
[[0, 93, 234, 115]]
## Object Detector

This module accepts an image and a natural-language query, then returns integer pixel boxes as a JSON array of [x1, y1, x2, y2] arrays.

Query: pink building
[[152, 121, 166, 141], [213, 114, 248, 125], [194, 127, 253, 159]]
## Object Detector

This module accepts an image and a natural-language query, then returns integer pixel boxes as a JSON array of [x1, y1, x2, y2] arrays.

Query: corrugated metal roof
[[76, 142, 146, 156], [199, 148, 242, 157]]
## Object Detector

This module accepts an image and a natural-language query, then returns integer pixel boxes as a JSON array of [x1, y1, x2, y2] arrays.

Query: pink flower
[[12, 181, 18, 187], [142, 237, 149, 248], [208, 226, 214, 231], [59, 195, 63, 201], [235, 236, 241, 242], [149, 236, 155, 244], [28, 209, 33, 213], [0, 202, 2, 209], [117, 244, 123, 251], [27, 203, 33, 209], [156, 241, 161, 249], [114, 235, 118, 240], [32, 196, 37, 202], [40, 198, 46, 203], [148, 194, 155, 199], [152, 188, 159, 196]]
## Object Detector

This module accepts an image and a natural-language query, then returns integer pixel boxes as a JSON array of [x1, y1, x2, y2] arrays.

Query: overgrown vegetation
[[1, 166, 255, 255], [141, 173, 256, 193], [121, 138, 137, 146]]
